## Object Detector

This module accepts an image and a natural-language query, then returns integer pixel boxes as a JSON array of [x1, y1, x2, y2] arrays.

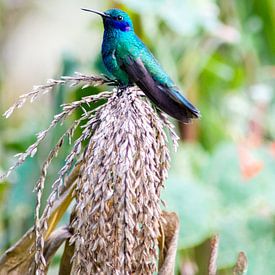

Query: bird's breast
[[101, 43, 130, 85]]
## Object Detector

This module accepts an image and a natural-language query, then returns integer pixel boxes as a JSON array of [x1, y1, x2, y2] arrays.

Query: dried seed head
[[71, 87, 174, 274]]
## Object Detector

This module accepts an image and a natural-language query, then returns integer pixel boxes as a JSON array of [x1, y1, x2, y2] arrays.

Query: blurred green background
[[0, 0, 274, 274]]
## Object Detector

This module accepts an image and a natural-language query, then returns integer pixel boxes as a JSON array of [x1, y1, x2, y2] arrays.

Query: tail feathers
[[156, 85, 200, 123], [170, 87, 200, 120]]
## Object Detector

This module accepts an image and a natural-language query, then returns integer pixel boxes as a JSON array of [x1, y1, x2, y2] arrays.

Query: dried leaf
[[158, 211, 180, 275], [233, 251, 248, 275]]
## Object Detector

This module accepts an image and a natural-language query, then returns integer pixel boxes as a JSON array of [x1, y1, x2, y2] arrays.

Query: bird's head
[[82, 8, 133, 32]]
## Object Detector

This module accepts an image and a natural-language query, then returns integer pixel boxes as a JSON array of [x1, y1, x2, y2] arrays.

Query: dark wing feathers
[[120, 56, 200, 123]]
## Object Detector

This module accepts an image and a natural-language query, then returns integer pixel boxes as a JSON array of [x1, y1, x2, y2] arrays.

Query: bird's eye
[[117, 15, 123, 21]]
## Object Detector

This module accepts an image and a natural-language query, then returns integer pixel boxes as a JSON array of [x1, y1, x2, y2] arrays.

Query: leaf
[[58, 209, 76, 275], [58, 236, 75, 275], [158, 211, 180, 275], [44, 227, 71, 267]]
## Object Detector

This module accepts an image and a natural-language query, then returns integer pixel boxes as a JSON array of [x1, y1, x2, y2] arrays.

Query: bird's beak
[[81, 8, 111, 18]]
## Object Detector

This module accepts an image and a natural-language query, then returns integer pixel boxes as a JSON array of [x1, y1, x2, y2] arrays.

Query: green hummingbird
[[82, 8, 200, 122]]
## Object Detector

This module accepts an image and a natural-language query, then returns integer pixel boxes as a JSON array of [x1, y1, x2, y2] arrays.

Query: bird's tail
[[149, 84, 200, 123], [169, 87, 200, 122]]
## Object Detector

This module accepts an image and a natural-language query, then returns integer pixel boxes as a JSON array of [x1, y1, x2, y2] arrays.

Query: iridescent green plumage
[[83, 8, 200, 122]]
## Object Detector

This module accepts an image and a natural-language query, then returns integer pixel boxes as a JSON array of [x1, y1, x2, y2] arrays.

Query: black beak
[[81, 8, 111, 18]]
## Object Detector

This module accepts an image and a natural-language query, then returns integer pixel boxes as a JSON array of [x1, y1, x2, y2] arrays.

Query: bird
[[81, 8, 200, 123]]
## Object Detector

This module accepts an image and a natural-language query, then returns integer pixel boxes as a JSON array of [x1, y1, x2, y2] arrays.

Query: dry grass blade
[[208, 234, 220, 275], [29, 227, 71, 274], [34, 119, 81, 231], [58, 238, 75, 275], [233, 251, 248, 275], [0, 91, 112, 181], [158, 211, 180, 275], [58, 211, 76, 275], [3, 79, 65, 118], [0, 227, 35, 274], [3, 73, 114, 119], [61, 72, 117, 87], [44, 227, 71, 265]]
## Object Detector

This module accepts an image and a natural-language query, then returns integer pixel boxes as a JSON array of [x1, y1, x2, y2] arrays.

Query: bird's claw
[[101, 74, 120, 86]]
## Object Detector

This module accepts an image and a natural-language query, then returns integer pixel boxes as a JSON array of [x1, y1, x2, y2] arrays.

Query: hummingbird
[[82, 8, 200, 122]]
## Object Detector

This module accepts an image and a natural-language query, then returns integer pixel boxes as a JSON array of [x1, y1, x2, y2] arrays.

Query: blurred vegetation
[[0, 0, 274, 274]]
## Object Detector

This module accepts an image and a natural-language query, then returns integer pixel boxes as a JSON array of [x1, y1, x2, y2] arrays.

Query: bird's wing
[[118, 54, 200, 122]]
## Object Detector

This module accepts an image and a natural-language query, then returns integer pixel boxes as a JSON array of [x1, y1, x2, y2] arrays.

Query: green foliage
[[163, 143, 275, 273], [162, 144, 218, 247]]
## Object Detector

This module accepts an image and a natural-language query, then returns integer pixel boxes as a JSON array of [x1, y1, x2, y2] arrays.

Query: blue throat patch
[[106, 18, 131, 32]]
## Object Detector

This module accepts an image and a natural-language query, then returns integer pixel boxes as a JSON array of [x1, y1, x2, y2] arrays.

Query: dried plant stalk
[[208, 234, 220, 275], [158, 211, 180, 275], [233, 251, 248, 275], [71, 87, 172, 274]]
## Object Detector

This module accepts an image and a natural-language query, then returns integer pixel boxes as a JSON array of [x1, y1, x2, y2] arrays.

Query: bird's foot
[[101, 74, 119, 86]]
